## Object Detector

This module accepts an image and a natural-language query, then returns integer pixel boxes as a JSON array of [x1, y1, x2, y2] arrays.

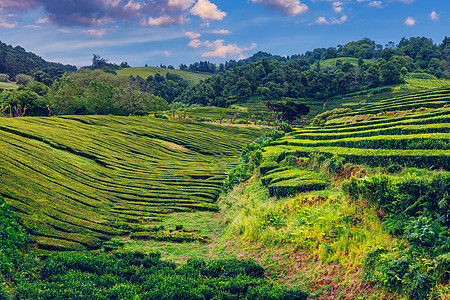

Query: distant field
[[321, 57, 372, 66], [0, 81, 18, 89], [117, 67, 211, 83], [0, 116, 263, 251], [404, 74, 450, 89]]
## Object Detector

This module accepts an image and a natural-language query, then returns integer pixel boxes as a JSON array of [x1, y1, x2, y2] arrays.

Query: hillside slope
[[218, 87, 450, 299], [0, 116, 263, 251], [0, 41, 76, 77]]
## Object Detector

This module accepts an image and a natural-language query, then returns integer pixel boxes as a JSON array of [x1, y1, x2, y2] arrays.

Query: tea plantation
[[218, 88, 450, 299], [0, 115, 264, 252]]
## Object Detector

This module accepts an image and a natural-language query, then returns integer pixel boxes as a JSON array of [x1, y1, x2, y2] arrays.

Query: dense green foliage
[[344, 172, 450, 298], [245, 88, 450, 298], [177, 37, 450, 106], [0, 196, 30, 290], [0, 116, 263, 251], [127, 72, 191, 104], [0, 70, 170, 117], [10, 251, 306, 300]]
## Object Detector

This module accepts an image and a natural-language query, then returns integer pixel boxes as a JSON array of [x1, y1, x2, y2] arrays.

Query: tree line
[[177, 37, 450, 106], [0, 69, 169, 118]]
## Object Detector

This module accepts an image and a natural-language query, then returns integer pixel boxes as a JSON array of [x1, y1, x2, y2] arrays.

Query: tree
[[48, 76, 84, 115], [266, 100, 310, 126], [83, 80, 115, 115]]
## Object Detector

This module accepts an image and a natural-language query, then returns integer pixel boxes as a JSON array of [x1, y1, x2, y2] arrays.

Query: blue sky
[[0, 0, 448, 68]]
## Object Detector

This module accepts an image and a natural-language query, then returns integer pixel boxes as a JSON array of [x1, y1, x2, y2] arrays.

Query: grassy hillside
[[117, 67, 211, 83], [218, 88, 450, 299], [0, 116, 264, 252]]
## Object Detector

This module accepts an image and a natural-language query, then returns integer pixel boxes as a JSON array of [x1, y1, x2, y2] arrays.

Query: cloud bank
[[251, 0, 308, 16], [0, 0, 226, 27]]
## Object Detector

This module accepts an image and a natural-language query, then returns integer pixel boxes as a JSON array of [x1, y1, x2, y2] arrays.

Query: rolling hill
[[0, 116, 264, 251]]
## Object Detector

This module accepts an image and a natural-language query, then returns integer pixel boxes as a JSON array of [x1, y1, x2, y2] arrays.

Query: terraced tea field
[[329, 88, 450, 120], [263, 104, 450, 172], [0, 116, 263, 251]]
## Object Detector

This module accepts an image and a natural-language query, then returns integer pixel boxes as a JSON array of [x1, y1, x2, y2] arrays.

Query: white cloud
[[315, 16, 329, 24], [404, 16, 415, 26], [124, 0, 142, 10], [201, 39, 257, 59], [0, 21, 17, 28], [103, 0, 122, 6], [332, 15, 347, 24], [430, 11, 438, 21], [251, 0, 308, 16], [168, 0, 195, 10], [187, 39, 203, 48], [185, 31, 201, 39], [37, 17, 50, 24], [332, 1, 343, 13], [187, 38, 256, 59], [58, 28, 71, 33], [212, 29, 231, 34], [369, 1, 383, 8], [315, 15, 347, 25], [22, 24, 40, 28], [141, 14, 187, 27], [190, 0, 227, 22], [163, 50, 171, 57], [82, 28, 109, 37]]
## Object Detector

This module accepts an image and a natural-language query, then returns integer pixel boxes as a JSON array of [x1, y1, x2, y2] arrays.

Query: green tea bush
[[279, 155, 299, 167], [17, 252, 306, 300], [386, 163, 402, 174], [323, 154, 345, 172], [0, 196, 33, 297], [247, 284, 308, 300], [41, 253, 121, 278], [342, 177, 364, 201], [275, 122, 293, 133], [260, 160, 279, 175]]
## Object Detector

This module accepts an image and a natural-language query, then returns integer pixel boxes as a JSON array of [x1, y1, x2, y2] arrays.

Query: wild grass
[[218, 172, 398, 269]]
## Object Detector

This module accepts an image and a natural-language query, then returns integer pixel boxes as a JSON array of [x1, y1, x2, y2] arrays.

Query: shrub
[[408, 273, 434, 300], [279, 155, 299, 167], [342, 177, 363, 201], [324, 154, 345, 172], [260, 160, 279, 175], [386, 163, 402, 174], [378, 256, 410, 292], [15, 74, 34, 86], [275, 122, 293, 133], [0, 74, 9, 82]]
